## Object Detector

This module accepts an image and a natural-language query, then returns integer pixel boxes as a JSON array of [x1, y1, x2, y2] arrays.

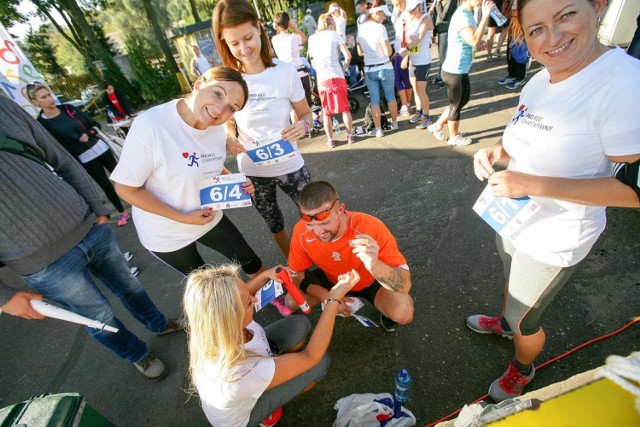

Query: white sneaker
[[399, 105, 410, 116], [368, 128, 384, 138], [123, 251, 133, 262], [447, 134, 472, 146], [427, 123, 444, 141], [389, 121, 399, 131]]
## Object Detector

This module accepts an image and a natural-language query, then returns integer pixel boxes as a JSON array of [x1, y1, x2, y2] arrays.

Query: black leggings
[[151, 214, 263, 276], [507, 43, 527, 81], [442, 70, 470, 121], [81, 150, 124, 213]]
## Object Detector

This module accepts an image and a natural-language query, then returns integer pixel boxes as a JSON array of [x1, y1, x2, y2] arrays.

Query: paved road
[[1, 51, 639, 426]]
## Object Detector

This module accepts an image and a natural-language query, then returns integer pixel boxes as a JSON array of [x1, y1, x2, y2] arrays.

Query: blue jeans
[[22, 224, 168, 363], [365, 67, 395, 105]]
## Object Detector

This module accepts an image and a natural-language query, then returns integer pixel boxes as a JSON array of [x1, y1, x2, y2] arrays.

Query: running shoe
[[389, 121, 399, 131], [326, 138, 335, 148], [415, 115, 432, 130], [117, 211, 130, 227], [505, 79, 525, 90], [368, 129, 384, 138], [466, 315, 513, 339], [489, 361, 535, 402], [270, 295, 294, 316], [130, 266, 140, 277], [497, 76, 516, 85], [447, 134, 472, 146], [399, 105, 411, 116], [123, 251, 133, 262], [427, 123, 445, 141], [409, 113, 424, 124], [347, 134, 355, 144]]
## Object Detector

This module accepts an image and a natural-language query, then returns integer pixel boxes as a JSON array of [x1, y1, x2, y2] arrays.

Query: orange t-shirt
[[288, 211, 408, 292]]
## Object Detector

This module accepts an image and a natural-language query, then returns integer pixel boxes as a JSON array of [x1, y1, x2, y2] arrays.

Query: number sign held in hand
[[199, 173, 252, 210], [472, 185, 541, 239], [245, 133, 299, 166]]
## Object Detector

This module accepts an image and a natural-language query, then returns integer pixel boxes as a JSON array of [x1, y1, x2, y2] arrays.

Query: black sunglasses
[[299, 199, 340, 223], [26, 81, 45, 91]]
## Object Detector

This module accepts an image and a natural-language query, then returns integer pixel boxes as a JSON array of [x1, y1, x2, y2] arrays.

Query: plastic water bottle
[[394, 368, 412, 403], [489, 6, 508, 27], [107, 110, 117, 123], [332, 117, 342, 135]]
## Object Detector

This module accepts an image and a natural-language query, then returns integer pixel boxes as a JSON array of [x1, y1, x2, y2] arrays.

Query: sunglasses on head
[[299, 199, 340, 223], [26, 81, 44, 91]]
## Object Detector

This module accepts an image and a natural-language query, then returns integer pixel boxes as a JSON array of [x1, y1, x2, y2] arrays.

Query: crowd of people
[[1, 0, 639, 426]]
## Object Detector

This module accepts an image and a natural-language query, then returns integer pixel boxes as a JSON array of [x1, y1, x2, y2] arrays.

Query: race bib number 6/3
[[472, 184, 541, 239], [199, 173, 252, 210], [246, 133, 299, 166]]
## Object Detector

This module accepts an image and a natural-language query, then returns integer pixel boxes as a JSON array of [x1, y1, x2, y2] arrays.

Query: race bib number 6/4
[[246, 133, 299, 166], [199, 173, 252, 210]]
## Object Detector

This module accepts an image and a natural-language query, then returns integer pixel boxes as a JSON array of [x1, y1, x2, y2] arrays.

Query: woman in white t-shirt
[[111, 67, 264, 277], [271, 12, 313, 107], [357, 0, 399, 138], [184, 264, 359, 427], [307, 13, 354, 147], [328, 2, 347, 43], [212, 0, 314, 268], [469, 0, 640, 403]]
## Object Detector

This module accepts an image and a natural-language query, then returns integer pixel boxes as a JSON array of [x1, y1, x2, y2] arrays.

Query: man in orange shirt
[[286, 181, 414, 331]]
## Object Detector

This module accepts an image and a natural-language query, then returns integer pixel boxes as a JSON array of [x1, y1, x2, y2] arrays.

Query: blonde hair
[[317, 13, 334, 31], [183, 264, 248, 385]]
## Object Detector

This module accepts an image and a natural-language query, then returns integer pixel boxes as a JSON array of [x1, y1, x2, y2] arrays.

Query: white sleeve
[[110, 119, 156, 187], [600, 80, 640, 157]]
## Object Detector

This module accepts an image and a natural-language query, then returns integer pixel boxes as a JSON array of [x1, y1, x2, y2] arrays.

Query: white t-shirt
[[303, 15, 317, 36], [357, 21, 393, 71], [333, 14, 347, 42], [194, 55, 212, 75], [407, 14, 432, 65], [391, 7, 408, 52], [271, 33, 305, 69], [308, 30, 345, 82], [196, 321, 275, 427], [235, 59, 306, 177], [502, 47, 640, 267], [110, 100, 225, 252]]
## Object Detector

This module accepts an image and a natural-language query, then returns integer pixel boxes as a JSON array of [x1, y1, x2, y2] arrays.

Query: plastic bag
[[334, 393, 416, 427]]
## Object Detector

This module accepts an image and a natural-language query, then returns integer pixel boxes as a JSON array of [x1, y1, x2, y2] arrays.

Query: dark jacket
[[101, 88, 134, 123], [433, 0, 457, 34], [37, 104, 101, 158]]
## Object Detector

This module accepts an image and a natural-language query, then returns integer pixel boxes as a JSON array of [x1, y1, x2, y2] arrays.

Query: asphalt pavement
[[1, 50, 639, 427]]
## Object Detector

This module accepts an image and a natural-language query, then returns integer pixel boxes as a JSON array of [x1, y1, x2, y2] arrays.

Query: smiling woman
[[109, 66, 265, 279]]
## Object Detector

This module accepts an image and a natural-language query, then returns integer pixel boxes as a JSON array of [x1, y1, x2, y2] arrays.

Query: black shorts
[[308, 268, 381, 305]]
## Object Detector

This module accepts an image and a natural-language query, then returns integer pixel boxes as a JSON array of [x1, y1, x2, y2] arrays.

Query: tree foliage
[[24, 24, 67, 79]]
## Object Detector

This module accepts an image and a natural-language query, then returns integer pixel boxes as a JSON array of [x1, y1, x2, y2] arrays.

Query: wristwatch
[[321, 298, 341, 311]]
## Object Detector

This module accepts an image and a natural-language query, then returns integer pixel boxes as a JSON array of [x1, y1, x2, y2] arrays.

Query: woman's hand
[[329, 270, 360, 301], [473, 144, 505, 181], [79, 133, 89, 143], [180, 208, 217, 225], [481, 0, 496, 18], [282, 122, 307, 142], [226, 134, 246, 154], [488, 170, 535, 198], [401, 55, 410, 70], [242, 178, 255, 197]]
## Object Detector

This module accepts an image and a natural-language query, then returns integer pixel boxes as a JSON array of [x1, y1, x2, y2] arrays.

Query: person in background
[[111, 67, 264, 280], [426, 0, 493, 146], [0, 96, 182, 382], [302, 8, 318, 36], [308, 13, 354, 147], [329, 2, 348, 43], [212, 1, 313, 319], [190, 45, 216, 78], [346, 34, 365, 86], [355, 0, 370, 26], [485, 0, 504, 60], [28, 83, 131, 227], [271, 12, 313, 108], [101, 81, 135, 125], [391, 0, 414, 117], [357, 0, 399, 138], [430, 0, 456, 86], [469, 0, 640, 402], [184, 263, 359, 427]]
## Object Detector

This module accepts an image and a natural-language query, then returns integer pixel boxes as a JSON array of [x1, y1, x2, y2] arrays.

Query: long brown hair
[[211, 0, 275, 73], [198, 66, 249, 110]]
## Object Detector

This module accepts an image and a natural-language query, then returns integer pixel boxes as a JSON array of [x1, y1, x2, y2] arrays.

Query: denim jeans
[[365, 67, 395, 105], [22, 224, 168, 363]]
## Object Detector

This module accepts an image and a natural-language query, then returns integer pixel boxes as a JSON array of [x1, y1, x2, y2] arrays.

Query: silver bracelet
[[321, 298, 341, 311]]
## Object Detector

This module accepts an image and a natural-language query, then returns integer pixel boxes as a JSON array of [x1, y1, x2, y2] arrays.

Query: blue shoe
[[506, 79, 525, 90], [498, 76, 516, 85], [415, 115, 432, 130]]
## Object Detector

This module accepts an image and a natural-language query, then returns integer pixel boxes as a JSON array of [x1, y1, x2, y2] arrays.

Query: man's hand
[[350, 234, 380, 271], [94, 215, 110, 225], [1, 291, 45, 319]]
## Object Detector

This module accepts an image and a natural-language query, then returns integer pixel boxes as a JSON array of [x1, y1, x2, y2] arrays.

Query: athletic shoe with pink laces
[[270, 295, 294, 316], [466, 315, 513, 339], [259, 407, 283, 427], [117, 211, 130, 226], [489, 360, 535, 402]]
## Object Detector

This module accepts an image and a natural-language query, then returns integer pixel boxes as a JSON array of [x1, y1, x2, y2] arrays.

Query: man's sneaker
[[270, 294, 295, 316], [498, 76, 516, 85], [123, 251, 133, 262], [157, 316, 185, 336], [399, 105, 410, 116], [409, 113, 423, 124], [117, 211, 130, 227], [466, 315, 513, 339], [369, 128, 384, 138], [415, 115, 432, 130], [489, 361, 535, 402], [427, 123, 445, 141], [389, 121, 399, 131], [130, 266, 140, 277], [447, 134, 472, 146], [379, 314, 398, 332], [133, 353, 168, 382], [347, 133, 355, 144], [506, 79, 525, 90], [259, 407, 283, 427]]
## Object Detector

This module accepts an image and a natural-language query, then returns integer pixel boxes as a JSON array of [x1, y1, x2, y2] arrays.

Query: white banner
[[0, 23, 48, 117]]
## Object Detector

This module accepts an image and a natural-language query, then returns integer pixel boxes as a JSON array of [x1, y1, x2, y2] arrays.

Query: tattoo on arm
[[375, 268, 406, 292]]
